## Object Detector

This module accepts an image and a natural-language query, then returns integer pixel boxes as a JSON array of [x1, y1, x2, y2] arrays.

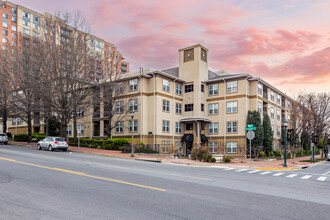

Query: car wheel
[[48, 145, 53, 151], [4, 142, 8, 145], [37, 144, 41, 150], [62, 149, 67, 152]]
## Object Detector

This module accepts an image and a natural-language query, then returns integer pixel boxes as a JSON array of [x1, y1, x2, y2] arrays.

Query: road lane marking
[[31, 154, 213, 181], [259, 172, 271, 175], [224, 168, 235, 170], [301, 175, 312, 180], [317, 176, 327, 181], [286, 174, 298, 178], [322, 170, 330, 175], [0, 157, 166, 192], [235, 169, 248, 172], [247, 170, 260, 173], [273, 173, 284, 176]]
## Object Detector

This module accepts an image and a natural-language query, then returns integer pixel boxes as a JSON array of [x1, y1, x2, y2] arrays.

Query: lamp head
[[131, 110, 134, 119], [284, 119, 288, 127]]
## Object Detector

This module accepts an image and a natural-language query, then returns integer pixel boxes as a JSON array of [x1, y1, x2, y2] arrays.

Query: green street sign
[[245, 126, 256, 131], [247, 124, 254, 128]]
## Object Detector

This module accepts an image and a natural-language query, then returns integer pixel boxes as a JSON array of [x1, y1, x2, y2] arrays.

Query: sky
[[13, 0, 330, 95]]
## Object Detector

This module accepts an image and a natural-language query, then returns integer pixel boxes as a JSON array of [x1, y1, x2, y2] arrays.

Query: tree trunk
[[2, 108, 7, 133], [73, 110, 77, 143], [27, 112, 32, 143]]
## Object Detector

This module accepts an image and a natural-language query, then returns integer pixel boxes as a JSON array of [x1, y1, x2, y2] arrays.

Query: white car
[[37, 137, 68, 151], [0, 133, 8, 145]]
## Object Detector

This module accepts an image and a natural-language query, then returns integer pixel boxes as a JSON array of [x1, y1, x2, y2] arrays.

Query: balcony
[[263, 92, 268, 100]]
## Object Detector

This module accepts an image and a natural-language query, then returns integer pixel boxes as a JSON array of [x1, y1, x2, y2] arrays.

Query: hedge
[[13, 134, 29, 142], [68, 137, 130, 150], [103, 138, 129, 150]]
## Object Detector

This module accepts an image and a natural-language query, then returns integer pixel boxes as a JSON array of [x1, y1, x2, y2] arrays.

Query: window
[[288, 101, 292, 109], [175, 122, 182, 133], [277, 109, 280, 120], [185, 84, 194, 93], [23, 28, 30, 35], [129, 99, 138, 112], [227, 142, 237, 153], [176, 83, 182, 95], [116, 121, 124, 133], [96, 40, 102, 52], [184, 104, 193, 112], [22, 11, 31, 27], [227, 81, 237, 93], [208, 84, 218, 95], [227, 101, 237, 113], [33, 15, 40, 30], [44, 20, 48, 34], [3, 20, 8, 28], [201, 103, 204, 112], [12, 118, 16, 125], [2, 37, 8, 43], [17, 118, 23, 125], [271, 126, 274, 135], [67, 126, 72, 135], [271, 108, 274, 119], [176, 103, 182, 114], [271, 91, 274, 101], [277, 127, 280, 137], [185, 123, 193, 131], [12, 33, 17, 39], [77, 125, 84, 135], [162, 79, 170, 92], [277, 94, 281, 104], [129, 120, 138, 132], [77, 109, 84, 117], [115, 82, 124, 94], [12, 25, 17, 32], [23, 11, 30, 19], [129, 79, 138, 91], [2, 12, 8, 28], [209, 103, 218, 115], [162, 121, 170, 132], [90, 38, 95, 49], [209, 123, 218, 134], [163, 100, 170, 112], [258, 83, 262, 95], [115, 101, 124, 113], [2, 29, 8, 36], [227, 121, 237, 133], [201, 84, 204, 92], [258, 102, 262, 114], [208, 142, 218, 153]]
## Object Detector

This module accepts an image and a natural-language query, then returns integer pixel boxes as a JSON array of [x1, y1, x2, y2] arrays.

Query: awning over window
[[181, 134, 194, 142], [201, 134, 208, 143]]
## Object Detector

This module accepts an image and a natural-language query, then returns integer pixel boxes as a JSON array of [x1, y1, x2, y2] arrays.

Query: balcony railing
[[263, 92, 268, 100]]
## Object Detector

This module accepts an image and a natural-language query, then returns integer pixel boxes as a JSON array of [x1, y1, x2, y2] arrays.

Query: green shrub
[[223, 157, 231, 163], [210, 158, 216, 163], [103, 138, 129, 150], [259, 151, 266, 157], [191, 147, 211, 162], [269, 152, 274, 157], [273, 150, 281, 157], [35, 134, 46, 142], [13, 134, 29, 142]]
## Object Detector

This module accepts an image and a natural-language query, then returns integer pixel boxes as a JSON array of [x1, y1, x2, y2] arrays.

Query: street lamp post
[[283, 119, 288, 167], [311, 128, 315, 163], [130, 110, 134, 157]]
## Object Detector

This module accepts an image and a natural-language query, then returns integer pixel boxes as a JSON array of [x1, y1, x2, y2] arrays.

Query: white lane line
[[260, 172, 271, 175], [224, 168, 235, 171], [317, 176, 327, 182], [322, 170, 330, 175], [273, 173, 284, 176], [247, 170, 260, 174], [235, 169, 249, 172], [286, 174, 298, 178], [301, 175, 312, 180]]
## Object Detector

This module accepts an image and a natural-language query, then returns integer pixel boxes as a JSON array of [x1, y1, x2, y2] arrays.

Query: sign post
[[246, 124, 256, 168], [77, 129, 81, 151]]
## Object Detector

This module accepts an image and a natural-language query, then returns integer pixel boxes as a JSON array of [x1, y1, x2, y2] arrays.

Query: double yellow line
[[0, 157, 166, 192]]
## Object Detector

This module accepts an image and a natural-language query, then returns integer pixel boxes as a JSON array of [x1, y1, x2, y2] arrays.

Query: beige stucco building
[[5, 41, 292, 156]]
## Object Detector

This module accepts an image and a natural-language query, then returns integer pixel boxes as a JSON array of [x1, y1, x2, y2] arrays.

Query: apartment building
[[62, 44, 291, 156], [0, 1, 129, 81]]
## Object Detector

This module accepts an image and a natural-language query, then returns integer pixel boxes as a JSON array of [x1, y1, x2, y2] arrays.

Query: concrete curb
[[135, 158, 162, 163], [256, 167, 299, 171]]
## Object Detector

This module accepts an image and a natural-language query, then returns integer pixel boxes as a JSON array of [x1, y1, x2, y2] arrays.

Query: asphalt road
[[0, 144, 329, 220]]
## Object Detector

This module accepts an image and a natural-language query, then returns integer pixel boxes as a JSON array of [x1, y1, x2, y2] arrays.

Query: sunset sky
[[13, 0, 330, 95]]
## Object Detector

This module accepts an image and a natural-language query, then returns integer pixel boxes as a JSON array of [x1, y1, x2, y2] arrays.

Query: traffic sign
[[247, 130, 255, 140], [247, 124, 254, 128], [245, 127, 256, 131]]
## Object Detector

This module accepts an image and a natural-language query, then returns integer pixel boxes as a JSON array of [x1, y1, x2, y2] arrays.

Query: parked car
[[37, 137, 68, 151], [0, 133, 8, 145]]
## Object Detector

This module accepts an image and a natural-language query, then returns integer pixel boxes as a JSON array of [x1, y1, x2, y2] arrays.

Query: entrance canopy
[[181, 134, 194, 142], [180, 117, 211, 123]]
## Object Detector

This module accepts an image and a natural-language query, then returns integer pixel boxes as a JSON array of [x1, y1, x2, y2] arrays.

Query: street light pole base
[[130, 154, 134, 157], [283, 164, 287, 167]]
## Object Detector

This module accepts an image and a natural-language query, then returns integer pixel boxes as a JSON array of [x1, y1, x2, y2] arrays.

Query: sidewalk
[[9, 141, 319, 170]]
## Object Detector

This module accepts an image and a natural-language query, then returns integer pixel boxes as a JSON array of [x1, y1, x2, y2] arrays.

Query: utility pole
[[311, 128, 315, 163]]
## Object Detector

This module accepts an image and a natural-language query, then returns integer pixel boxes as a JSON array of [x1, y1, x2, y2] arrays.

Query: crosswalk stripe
[[260, 172, 271, 175], [286, 174, 298, 178], [224, 168, 235, 171], [273, 173, 284, 176], [301, 175, 312, 180], [247, 170, 260, 173], [235, 169, 248, 172], [317, 176, 327, 182]]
